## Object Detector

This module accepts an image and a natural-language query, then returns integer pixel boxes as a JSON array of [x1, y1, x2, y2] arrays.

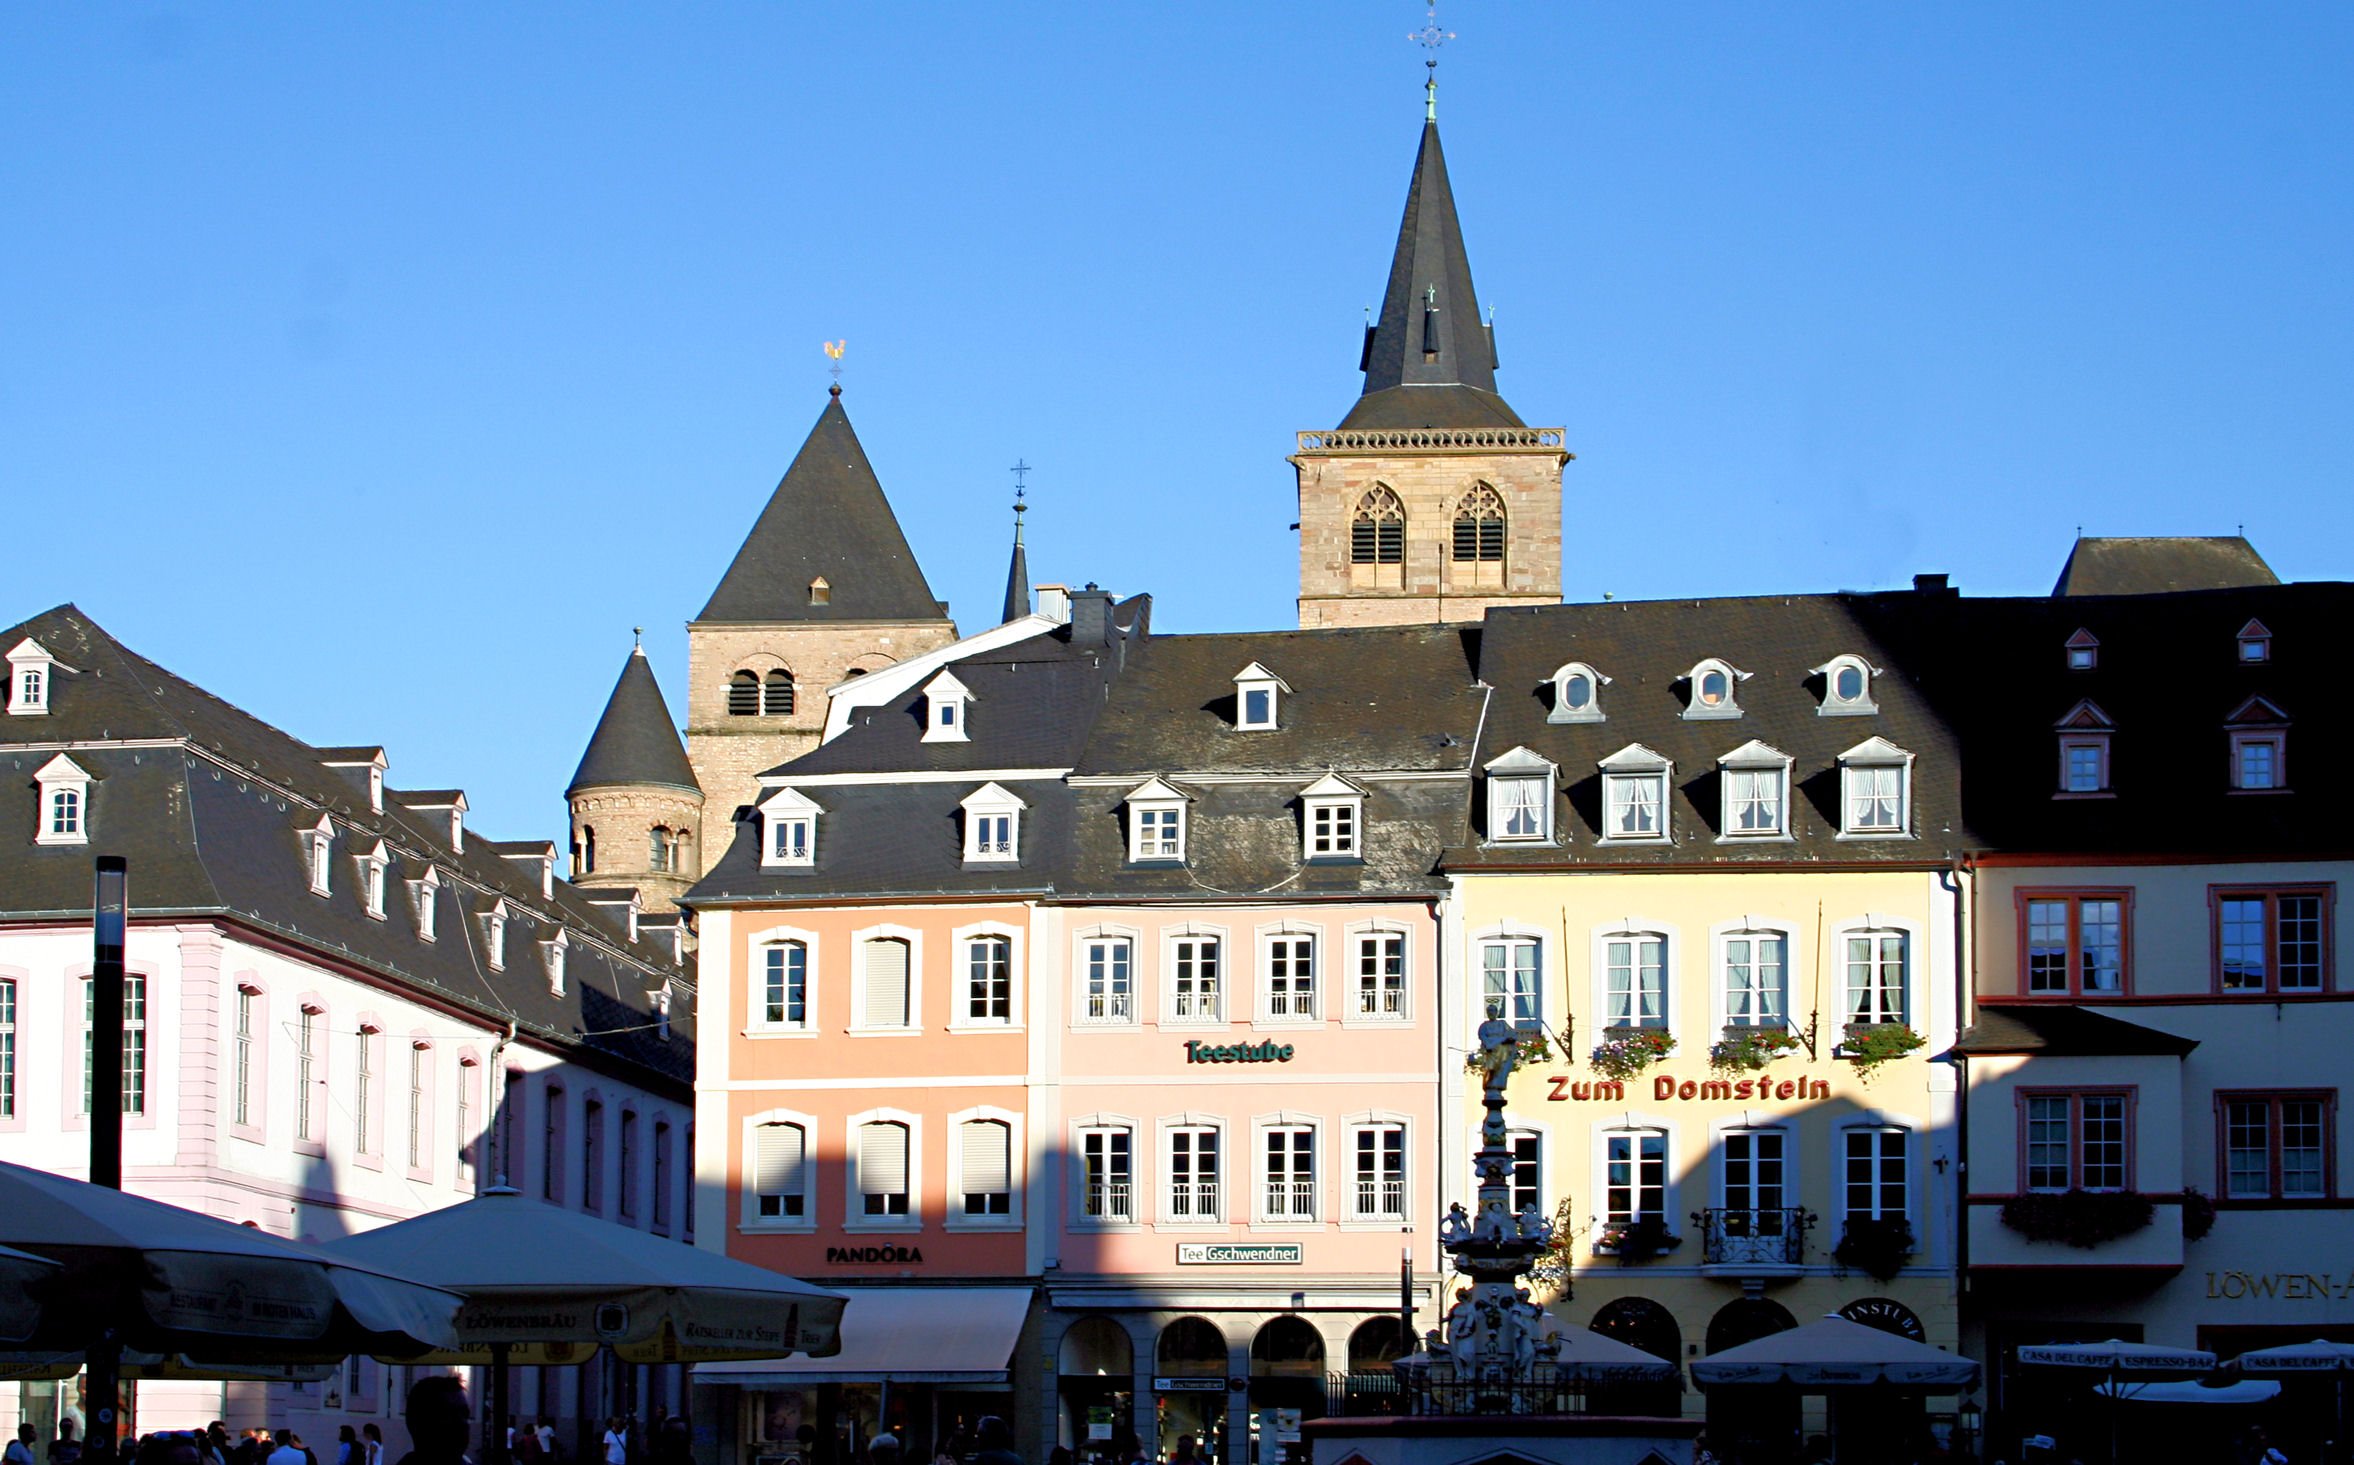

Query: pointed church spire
[[567, 641, 699, 798], [1001, 478, 1031, 624], [1339, 100, 1524, 432]]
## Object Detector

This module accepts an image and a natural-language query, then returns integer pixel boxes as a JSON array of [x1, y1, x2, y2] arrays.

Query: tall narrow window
[[763, 670, 796, 716], [1844, 1129, 1910, 1220], [961, 1119, 1013, 1217], [1481, 938, 1541, 1024], [1721, 1131, 1788, 1233], [1264, 1127, 1316, 1220], [1170, 1127, 1220, 1219], [354, 1029, 375, 1153], [858, 938, 911, 1029], [1350, 486, 1406, 565], [297, 1007, 319, 1142], [2216, 887, 2329, 995], [649, 827, 674, 873], [1723, 932, 1788, 1028], [1171, 937, 1221, 1021], [652, 1119, 673, 1229], [1080, 1127, 1134, 1221], [542, 1086, 567, 1202], [232, 987, 257, 1128], [1604, 934, 1667, 1029], [761, 943, 810, 1028], [728, 672, 760, 716], [858, 1121, 910, 1216], [1843, 931, 1909, 1027], [0, 977, 15, 1121], [1267, 935, 1317, 1020], [966, 936, 1013, 1023], [456, 1059, 477, 1188], [1604, 1131, 1667, 1223], [1352, 1124, 1407, 1220], [82, 975, 147, 1116], [1506, 1133, 1542, 1216], [407, 1042, 427, 1171], [1355, 931, 1407, 1018], [1081, 938, 1133, 1023], [753, 1121, 808, 1219], [617, 1109, 637, 1219], [1451, 485, 1506, 562], [582, 1099, 604, 1213]]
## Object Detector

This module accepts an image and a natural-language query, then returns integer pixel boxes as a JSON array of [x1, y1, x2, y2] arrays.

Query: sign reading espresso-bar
[[1177, 1242, 1304, 1266]]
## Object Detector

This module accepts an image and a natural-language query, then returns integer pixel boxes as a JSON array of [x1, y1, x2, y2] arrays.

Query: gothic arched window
[[763, 670, 796, 717], [1452, 485, 1507, 563], [1350, 487, 1406, 565], [728, 671, 760, 717]]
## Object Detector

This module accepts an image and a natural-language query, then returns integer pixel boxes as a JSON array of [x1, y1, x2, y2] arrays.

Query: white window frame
[[540, 928, 568, 997], [1715, 1122, 1795, 1227], [1474, 924, 1545, 1029], [1597, 744, 1672, 844], [1344, 1113, 1412, 1225], [2225, 701, 2290, 793], [1545, 661, 1609, 725], [1163, 926, 1227, 1026], [1717, 740, 1793, 842], [947, 1104, 1023, 1230], [7, 638, 57, 716], [921, 670, 973, 743], [1595, 1120, 1675, 1238], [483, 903, 507, 972], [1233, 661, 1290, 731], [1837, 737, 1914, 838], [1346, 923, 1412, 1024], [1258, 924, 1322, 1025], [758, 787, 821, 868], [1592, 921, 1676, 1033], [1124, 778, 1189, 862], [846, 1107, 921, 1231], [960, 781, 1025, 863], [1712, 920, 1794, 1032], [357, 842, 389, 920], [1074, 926, 1139, 1027], [1300, 772, 1366, 860], [1160, 1115, 1226, 1226], [1072, 1115, 1140, 1227], [2238, 619, 2272, 663], [1483, 745, 1556, 844], [1495, 1124, 1550, 1218], [409, 866, 441, 942], [1814, 654, 1880, 715], [849, 925, 923, 1035], [1835, 918, 1916, 1030], [748, 925, 820, 1035], [227, 978, 266, 1141], [33, 754, 91, 846], [951, 920, 1023, 1031], [741, 1107, 818, 1232], [1254, 1113, 1321, 1224], [1681, 658, 1750, 720], [1840, 1122, 1914, 1225], [302, 815, 335, 894], [2053, 701, 2115, 796]]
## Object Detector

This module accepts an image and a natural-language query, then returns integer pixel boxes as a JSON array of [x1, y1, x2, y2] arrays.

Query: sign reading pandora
[[1547, 1074, 1834, 1103]]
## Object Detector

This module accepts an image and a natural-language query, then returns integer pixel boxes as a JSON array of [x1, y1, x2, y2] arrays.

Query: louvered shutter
[[753, 1123, 804, 1207], [861, 1122, 909, 1197], [861, 940, 910, 1027], [961, 1120, 1011, 1199]]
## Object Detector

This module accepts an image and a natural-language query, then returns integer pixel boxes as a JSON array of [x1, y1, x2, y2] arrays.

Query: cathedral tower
[[684, 387, 958, 870], [567, 641, 705, 911], [1293, 90, 1569, 628]]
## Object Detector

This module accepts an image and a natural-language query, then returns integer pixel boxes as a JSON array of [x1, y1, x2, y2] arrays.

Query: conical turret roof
[[696, 390, 949, 625], [567, 647, 698, 797], [1341, 119, 1525, 431]]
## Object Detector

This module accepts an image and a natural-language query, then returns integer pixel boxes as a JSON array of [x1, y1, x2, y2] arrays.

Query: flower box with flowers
[[1589, 1028, 1677, 1080], [1710, 1026, 1802, 1074]]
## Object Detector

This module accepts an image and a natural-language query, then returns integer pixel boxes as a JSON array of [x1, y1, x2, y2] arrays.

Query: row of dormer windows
[[1548, 654, 1879, 725], [2066, 619, 2274, 671], [2054, 698, 2289, 796], [1483, 738, 1916, 846]]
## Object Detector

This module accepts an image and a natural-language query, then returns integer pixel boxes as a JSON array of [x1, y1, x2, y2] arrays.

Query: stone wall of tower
[[569, 785, 706, 912], [684, 618, 959, 873], [1293, 445, 1567, 628]]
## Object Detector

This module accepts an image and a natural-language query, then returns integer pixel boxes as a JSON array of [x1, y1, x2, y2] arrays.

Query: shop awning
[[694, 1287, 1031, 1387]]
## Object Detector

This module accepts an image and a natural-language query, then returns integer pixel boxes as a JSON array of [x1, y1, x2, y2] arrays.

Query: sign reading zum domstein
[[1178, 1243, 1304, 1266]]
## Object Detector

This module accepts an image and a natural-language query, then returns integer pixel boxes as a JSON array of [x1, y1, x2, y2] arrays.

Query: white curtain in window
[[861, 939, 910, 1027]]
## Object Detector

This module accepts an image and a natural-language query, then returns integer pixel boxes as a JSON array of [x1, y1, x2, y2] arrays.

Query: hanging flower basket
[[1839, 1023, 1926, 1079], [1589, 1028, 1676, 1080], [1709, 1026, 1802, 1074], [1832, 1215, 1915, 1281], [1999, 1189, 2155, 1248]]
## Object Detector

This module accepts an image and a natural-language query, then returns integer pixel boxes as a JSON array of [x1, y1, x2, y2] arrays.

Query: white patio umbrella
[[0, 1244, 60, 1342], [1552, 1326, 1684, 1385], [2094, 1379, 2279, 1405], [2232, 1340, 2354, 1448], [2014, 1338, 2218, 1463], [0, 1160, 462, 1358], [1692, 1315, 1979, 1390]]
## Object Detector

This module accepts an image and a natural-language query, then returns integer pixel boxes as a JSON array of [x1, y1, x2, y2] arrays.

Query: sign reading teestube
[[1177, 1243, 1304, 1266]]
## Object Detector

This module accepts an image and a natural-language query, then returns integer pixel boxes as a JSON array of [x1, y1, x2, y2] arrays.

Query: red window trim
[[2012, 887, 2136, 999], [2208, 883, 2337, 997], [2214, 1088, 2337, 1203], [2016, 1085, 2138, 1194], [2226, 729, 2290, 794]]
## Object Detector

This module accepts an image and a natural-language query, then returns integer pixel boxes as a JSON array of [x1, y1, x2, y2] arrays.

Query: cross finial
[[632, 625, 643, 650], [1010, 458, 1032, 492], [823, 339, 846, 395], [1411, 3, 1453, 120]]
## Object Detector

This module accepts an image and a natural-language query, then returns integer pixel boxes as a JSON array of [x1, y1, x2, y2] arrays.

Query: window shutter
[[754, 1123, 804, 1199], [861, 1122, 909, 1195], [961, 1120, 1010, 1197], [862, 940, 910, 1027]]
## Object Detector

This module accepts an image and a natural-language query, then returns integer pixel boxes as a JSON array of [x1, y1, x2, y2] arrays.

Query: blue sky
[[6, 4, 2351, 843]]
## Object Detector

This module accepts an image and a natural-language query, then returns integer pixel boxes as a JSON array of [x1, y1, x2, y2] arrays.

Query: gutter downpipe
[[1941, 856, 1973, 1323]]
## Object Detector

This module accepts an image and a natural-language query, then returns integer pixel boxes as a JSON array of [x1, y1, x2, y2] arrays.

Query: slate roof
[[2052, 536, 2279, 597], [0, 605, 695, 1090], [694, 390, 950, 625], [1953, 1004, 2199, 1057], [1340, 120, 1524, 432], [567, 646, 699, 797], [1452, 593, 1973, 868]]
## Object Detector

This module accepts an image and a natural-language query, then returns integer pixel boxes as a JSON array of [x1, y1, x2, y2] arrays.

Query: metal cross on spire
[[1009, 460, 1031, 544], [1411, 3, 1454, 120]]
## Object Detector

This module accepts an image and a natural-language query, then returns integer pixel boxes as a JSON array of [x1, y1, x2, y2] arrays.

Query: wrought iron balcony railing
[[1693, 1207, 1812, 1267]]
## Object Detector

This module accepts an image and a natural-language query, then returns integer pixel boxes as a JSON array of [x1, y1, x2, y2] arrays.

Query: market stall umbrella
[[0, 1160, 463, 1358], [1692, 1315, 1980, 1390], [2233, 1340, 2354, 1374], [2015, 1338, 2217, 1463], [0, 1244, 60, 1342]]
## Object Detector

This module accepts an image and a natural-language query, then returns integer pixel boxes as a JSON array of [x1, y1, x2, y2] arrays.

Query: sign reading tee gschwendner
[[1177, 1243, 1304, 1265]]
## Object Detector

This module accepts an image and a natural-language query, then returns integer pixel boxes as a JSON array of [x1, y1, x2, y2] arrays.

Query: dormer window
[[33, 753, 91, 845], [2226, 697, 2289, 793], [542, 928, 569, 996], [759, 787, 822, 868], [1300, 772, 1365, 860], [1717, 741, 1794, 840], [809, 576, 831, 606], [1681, 660, 1748, 720], [1233, 662, 1290, 731], [1598, 744, 1673, 843], [922, 671, 973, 744], [410, 866, 441, 942], [1483, 746, 1556, 843], [1838, 737, 1914, 837], [482, 901, 509, 971], [321, 749, 388, 813], [1815, 655, 1879, 715], [304, 815, 336, 894], [358, 841, 390, 919], [2238, 619, 2272, 664], [1546, 662, 1609, 725], [7, 638, 57, 716], [961, 782, 1024, 863], [1124, 778, 1189, 862], [2066, 629, 2100, 671], [2055, 700, 2115, 795]]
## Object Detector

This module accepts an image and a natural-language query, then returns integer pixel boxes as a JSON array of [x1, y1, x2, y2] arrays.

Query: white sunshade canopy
[[1692, 1315, 1979, 1391], [323, 1188, 846, 1365], [0, 1244, 59, 1343], [0, 1160, 461, 1357], [2094, 1379, 2281, 1405], [2015, 1339, 2216, 1376], [2232, 1340, 2354, 1374], [695, 1287, 1032, 1386]]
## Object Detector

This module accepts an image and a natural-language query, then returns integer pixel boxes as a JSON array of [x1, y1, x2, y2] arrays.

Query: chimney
[[1068, 584, 1114, 646], [1913, 573, 1955, 595], [1035, 584, 1073, 625]]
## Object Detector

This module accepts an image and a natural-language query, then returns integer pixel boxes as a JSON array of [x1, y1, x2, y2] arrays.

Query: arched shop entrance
[[1831, 1299, 1930, 1462], [1058, 1315, 1134, 1453], [1154, 1317, 1229, 1463], [1705, 1297, 1800, 1458], [1587, 1298, 1685, 1418], [1248, 1317, 1326, 1465]]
